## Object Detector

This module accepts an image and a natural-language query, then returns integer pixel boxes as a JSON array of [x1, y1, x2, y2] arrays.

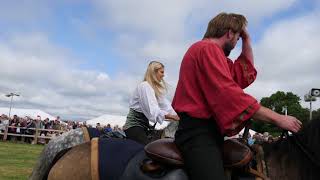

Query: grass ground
[[0, 141, 44, 180]]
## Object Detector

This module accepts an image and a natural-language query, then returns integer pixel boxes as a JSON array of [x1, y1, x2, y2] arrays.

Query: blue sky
[[0, 0, 319, 120]]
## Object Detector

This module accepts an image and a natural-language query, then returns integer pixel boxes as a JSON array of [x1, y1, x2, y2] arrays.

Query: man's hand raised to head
[[240, 27, 250, 41], [239, 26, 254, 64]]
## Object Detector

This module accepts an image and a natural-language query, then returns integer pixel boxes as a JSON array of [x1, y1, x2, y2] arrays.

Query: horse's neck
[[266, 120, 320, 180], [264, 140, 304, 180]]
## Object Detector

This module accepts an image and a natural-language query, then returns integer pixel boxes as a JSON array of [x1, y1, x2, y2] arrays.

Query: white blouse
[[129, 81, 177, 125]]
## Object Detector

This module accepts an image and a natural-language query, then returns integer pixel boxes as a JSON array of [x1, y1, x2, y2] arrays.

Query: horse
[[29, 124, 169, 180], [262, 119, 320, 180], [36, 119, 320, 180]]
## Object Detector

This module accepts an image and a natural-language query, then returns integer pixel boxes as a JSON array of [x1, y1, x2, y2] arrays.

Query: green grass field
[[0, 141, 44, 180]]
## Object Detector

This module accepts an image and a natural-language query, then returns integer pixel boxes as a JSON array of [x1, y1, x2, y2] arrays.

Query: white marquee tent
[[0, 107, 55, 120], [238, 128, 257, 137], [228, 128, 257, 139], [86, 114, 170, 129], [86, 114, 126, 127]]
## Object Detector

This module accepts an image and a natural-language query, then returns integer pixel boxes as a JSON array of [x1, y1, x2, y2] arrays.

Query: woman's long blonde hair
[[143, 61, 167, 99]]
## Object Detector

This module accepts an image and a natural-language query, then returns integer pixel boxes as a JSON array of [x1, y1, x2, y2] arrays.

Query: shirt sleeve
[[198, 45, 261, 136], [158, 96, 177, 115], [137, 83, 166, 125], [227, 53, 257, 89]]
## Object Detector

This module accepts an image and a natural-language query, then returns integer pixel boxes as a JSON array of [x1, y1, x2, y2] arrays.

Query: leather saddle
[[144, 138, 252, 169]]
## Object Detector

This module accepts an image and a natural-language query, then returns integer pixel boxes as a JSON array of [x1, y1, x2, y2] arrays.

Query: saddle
[[144, 138, 253, 168]]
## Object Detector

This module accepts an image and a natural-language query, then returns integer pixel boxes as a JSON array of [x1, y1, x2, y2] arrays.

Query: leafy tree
[[252, 91, 309, 135]]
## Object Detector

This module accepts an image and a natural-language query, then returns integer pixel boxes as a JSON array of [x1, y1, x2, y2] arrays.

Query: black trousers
[[174, 113, 225, 180], [124, 126, 149, 145]]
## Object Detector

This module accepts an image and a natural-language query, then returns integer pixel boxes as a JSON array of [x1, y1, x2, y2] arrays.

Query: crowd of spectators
[[1, 113, 281, 146], [0, 114, 125, 144], [94, 122, 123, 133], [1, 113, 279, 145], [0, 114, 278, 145], [0, 114, 86, 144], [240, 132, 280, 146]]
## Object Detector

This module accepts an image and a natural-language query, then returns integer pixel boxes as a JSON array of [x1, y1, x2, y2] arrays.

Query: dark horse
[[262, 118, 320, 180], [32, 119, 320, 180]]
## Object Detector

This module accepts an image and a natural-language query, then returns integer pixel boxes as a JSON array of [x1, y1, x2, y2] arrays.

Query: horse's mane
[[263, 119, 320, 179]]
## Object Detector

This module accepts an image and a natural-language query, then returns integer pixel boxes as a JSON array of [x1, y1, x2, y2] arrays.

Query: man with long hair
[[172, 12, 302, 179]]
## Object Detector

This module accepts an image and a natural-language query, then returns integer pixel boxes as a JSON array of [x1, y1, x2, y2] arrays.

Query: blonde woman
[[123, 61, 180, 145]]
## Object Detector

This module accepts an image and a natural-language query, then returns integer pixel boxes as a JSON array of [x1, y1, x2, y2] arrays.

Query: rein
[[250, 144, 270, 180]]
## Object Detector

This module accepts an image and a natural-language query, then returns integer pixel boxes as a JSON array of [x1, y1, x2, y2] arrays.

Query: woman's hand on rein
[[165, 114, 180, 121]]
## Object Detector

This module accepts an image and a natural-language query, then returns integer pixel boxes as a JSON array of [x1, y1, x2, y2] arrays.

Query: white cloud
[[209, 0, 297, 23], [1, 0, 319, 120], [247, 12, 320, 109], [0, 33, 138, 120], [92, 0, 297, 34], [90, 0, 299, 76], [0, 1, 52, 24]]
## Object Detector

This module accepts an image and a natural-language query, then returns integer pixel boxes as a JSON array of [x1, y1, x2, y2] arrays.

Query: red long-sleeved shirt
[[172, 39, 261, 136]]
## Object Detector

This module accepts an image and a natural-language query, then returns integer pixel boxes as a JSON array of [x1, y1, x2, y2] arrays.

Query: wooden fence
[[0, 125, 66, 144]]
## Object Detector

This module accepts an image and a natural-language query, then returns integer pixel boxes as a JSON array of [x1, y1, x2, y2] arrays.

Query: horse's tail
[[29, 128, 89, 180]]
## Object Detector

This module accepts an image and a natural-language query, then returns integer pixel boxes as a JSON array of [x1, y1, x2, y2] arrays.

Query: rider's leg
[[175, 113, 225, 180]]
